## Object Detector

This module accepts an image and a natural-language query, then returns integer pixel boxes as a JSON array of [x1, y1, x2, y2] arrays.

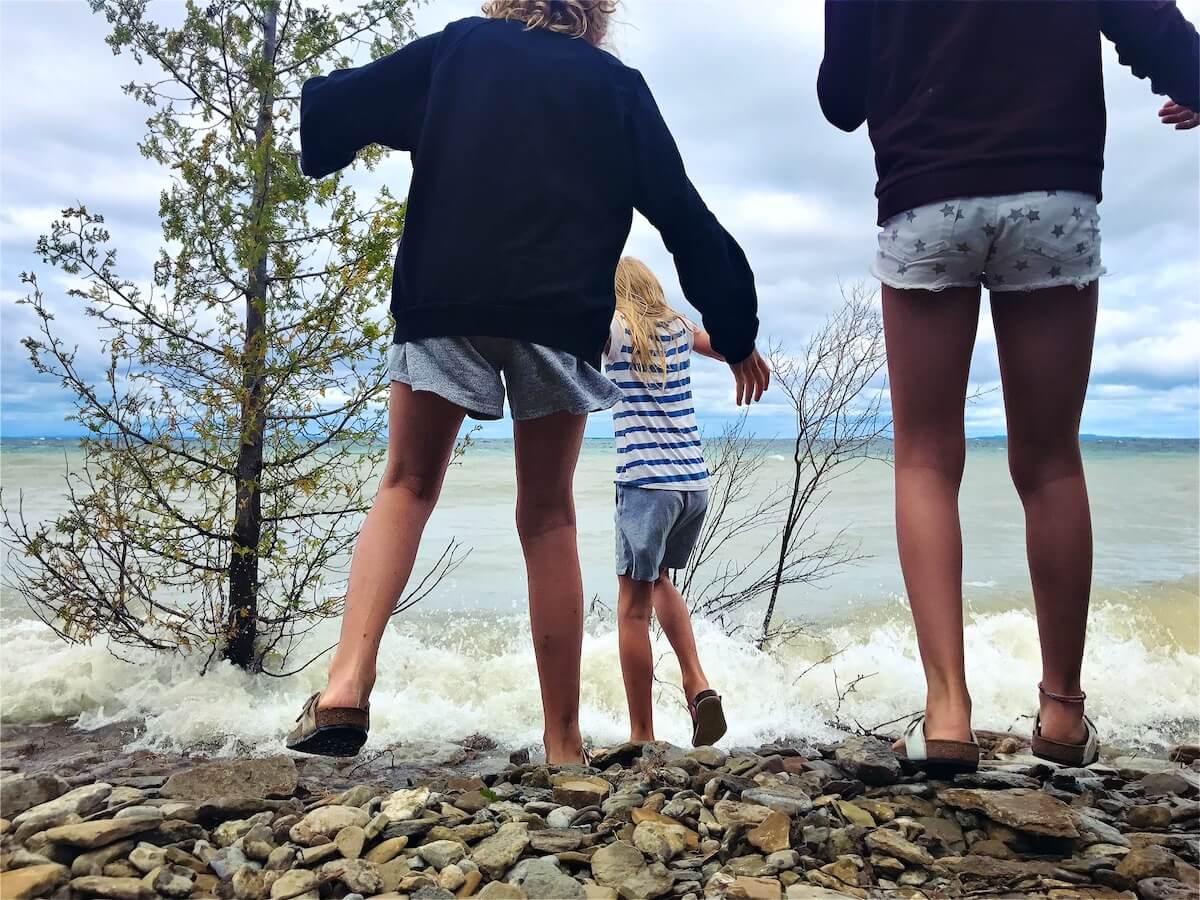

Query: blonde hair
[[614, 256, 685, 387], [482, 0, 617, 46]]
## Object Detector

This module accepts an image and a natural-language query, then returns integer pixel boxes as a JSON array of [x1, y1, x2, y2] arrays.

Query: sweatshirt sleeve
[[817, 0, 873, 132], [626, 72, 759, 365], [1100, 1, 1200, 110], [299, 31, 441, 179]]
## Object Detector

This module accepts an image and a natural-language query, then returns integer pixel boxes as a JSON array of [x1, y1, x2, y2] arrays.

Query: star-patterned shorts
[[872, 191, 1105, 292]]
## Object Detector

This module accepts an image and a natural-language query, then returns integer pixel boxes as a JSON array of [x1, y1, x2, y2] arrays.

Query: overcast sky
[[2, 0, 1198, 438]]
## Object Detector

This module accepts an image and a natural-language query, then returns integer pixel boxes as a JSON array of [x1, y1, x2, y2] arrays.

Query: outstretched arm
[[626, 71, 760, 368], [1101, 1, 1200, 111], [689, 322, 771, 406], [300, 31, 441, 178]]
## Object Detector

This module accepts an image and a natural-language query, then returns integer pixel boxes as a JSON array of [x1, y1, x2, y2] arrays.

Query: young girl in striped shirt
[[603, 257, 768, 746]]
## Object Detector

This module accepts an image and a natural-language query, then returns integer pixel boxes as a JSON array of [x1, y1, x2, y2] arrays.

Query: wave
[[2, 598, 1195, 756]]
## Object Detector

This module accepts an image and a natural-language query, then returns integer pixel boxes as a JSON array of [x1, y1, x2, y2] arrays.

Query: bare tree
[[679, 285, 890, 647]]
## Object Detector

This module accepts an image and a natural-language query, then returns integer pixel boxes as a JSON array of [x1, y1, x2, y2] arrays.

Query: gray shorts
[[388, 338, 621, 421], [615, 484, 709, 582]]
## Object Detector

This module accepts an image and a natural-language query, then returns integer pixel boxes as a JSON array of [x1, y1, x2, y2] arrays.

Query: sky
[[1, 0, 1198, 439]]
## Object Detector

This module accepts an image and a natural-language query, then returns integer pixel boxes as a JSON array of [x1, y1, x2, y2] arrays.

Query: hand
[[728, 349, 770, 405], [1159, 100, 1199, 130]]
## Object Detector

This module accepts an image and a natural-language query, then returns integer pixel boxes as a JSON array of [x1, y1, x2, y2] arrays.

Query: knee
[[1007, 434, 1082, 498], [619, 586, 654, 624], [379, 462, 442, 508], [894, 428, 967, 484], [515, 491, 576, 541]]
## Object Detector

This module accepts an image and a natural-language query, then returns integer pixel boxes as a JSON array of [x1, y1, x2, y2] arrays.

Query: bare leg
[[882, 285, 981, 745], [617, 574, 657, 741], [321, 383, 466, 710], [991, 283, 1097, 744], [652, 570, 711, 701], [514, 410, 588, 765]]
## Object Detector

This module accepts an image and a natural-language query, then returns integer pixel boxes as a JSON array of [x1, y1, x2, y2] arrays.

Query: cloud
[[2, 0, 1198, 437]]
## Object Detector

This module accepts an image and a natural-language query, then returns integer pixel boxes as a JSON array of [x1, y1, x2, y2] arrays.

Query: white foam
[[2, 600, 1195, 756]]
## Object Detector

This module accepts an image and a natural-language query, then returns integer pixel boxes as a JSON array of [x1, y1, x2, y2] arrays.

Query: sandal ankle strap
[[1039, 682, 1086, 704]]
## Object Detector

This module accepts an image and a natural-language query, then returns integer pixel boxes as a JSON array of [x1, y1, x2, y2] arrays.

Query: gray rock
[[529, 827, 585, 854], [833, 736, 901, 787], [37, 816, 161, 849], [522, 870, 585, 899], [269, 869, 317, 899], [546, 806, 577, 828], [1137, 877, 1196, 900], [160, 757, 297, 802], [418, 839, 466, 869], [687, 747, 729, 769], [591, 840, 647, 887], [470, 822, 531, 878], [1074, 810, 1131, 847], [412, 887, 456, 900], [742, 785, 814, 817], [938, 788, 1079, 838], [288, 805, 370, 846], [147, 865, 195, 899], [209, 846, 252, 881], [13, 782, 112, 831], [67, 875, 153, 900], [0, 773, 69, 817]]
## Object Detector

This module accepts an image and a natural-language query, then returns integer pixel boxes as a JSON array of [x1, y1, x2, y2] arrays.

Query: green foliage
[[2, 0, 464, 672]]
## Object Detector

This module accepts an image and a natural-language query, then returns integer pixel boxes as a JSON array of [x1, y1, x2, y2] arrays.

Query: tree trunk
[[225, 2, 278, 669]]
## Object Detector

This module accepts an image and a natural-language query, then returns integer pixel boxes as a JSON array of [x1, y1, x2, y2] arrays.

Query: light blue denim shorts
[[389, 337, 619, 421], [615, 484, 709, 582]]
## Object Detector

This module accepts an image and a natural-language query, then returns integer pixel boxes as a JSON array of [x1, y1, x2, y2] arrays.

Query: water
[[1, 437, 1197, 754]]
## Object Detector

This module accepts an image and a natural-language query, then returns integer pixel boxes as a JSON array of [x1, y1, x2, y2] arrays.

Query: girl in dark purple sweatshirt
[[819, 0, 1198, 773]]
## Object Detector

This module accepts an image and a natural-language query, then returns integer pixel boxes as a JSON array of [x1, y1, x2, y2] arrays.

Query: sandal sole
[[286, 725, 367, 758], [692, 695, 727, 747], [897, 738, 980, 778]]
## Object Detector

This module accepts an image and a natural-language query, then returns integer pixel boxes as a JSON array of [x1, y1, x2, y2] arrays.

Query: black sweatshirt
[[818, 0, 1200, 225], [300, 17, 758, 365]]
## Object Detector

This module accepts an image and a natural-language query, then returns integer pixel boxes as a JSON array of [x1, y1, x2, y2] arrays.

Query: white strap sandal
[[1030, 684, 1100, 767], [895, 713, 981, 775]]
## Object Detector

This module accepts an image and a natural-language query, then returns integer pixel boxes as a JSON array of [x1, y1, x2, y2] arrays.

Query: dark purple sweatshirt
[[818, 1, 1200, 224]]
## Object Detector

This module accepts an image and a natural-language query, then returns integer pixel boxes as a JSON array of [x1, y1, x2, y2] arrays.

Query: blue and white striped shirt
[[604, 313, 709, 491]]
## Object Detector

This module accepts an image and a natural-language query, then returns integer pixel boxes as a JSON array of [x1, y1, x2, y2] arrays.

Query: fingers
[[1159, 101, 1199, 129]]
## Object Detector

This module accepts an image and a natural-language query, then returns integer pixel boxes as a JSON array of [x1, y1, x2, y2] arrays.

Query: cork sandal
[[285, 691, 369, 757], [689, 689, 727, 747], [1030, 684, 1100, 767], [895, 713, 981, 776]]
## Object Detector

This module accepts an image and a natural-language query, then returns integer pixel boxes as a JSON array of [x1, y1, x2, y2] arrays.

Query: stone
[[714, 799, 773, 828], [366, 836, 409, 864], [13, 782, 112, 831], [632, 820, 688, 862], [969, 839, 1016, 859], [1137, 878, 1195, 900], [378, 858, 412, 893], [269, 869, 317, 899], [552, 774, 612, 808], [581, 886, 617, 900], [327, 858, 385, 894], [38, 815, 161, 848], [298, 841, 338, 865], [529, 827, 585, 854], [470, 822, 530, 878], [835, 801, 874, 828], [743, 786, 814, 817], [808, 855, 865, 894], [454, 790, 492, 814], [936, 855, 1064, 881], [602, 792, 644, 818], [68, 875, 155, 900], [864, 828, 934, 866], [1141, 773, 1193, 797], [113, 805, 163, 822], [420, 839, 467, 869], [213, 817, 254, 847], [725, 856, 777, 878], [413, 888, 456, 900], [437, 863, 467, 892], [160, 757, 297, 802], [71, 842, 138, 878], [0, 773, 69, 817], [145, 865, 194, 899], [265, 846, 297, 871], [336, 824, 366, 859], [915, 816, 965, 853], [208, 846, 252, 880], [747, 811, 791, 854], [476, 882, 528, 899], [938, 788, 1080, 838], [232, 867, 268, 900], [785, 887, 859, 899], [833, 737, 901, 787], [289, 805, 370, 845], [546, 806, 577, 828], [1114, 846, 1178, 881], [0, 863, 70, 899], [689, 746, 729, 768], [727, 875, 783, 899], [382, 787, 431, 822], [128, 843, 167, 874], [591, 840, 646, 887], [522, 870, 585, 899], [616, 862, 672, 899], [1126, 805, 1172, 829], [1076, 811, 1131, 847]]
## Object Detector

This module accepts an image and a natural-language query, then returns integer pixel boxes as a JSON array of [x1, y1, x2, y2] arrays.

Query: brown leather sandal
[[689, 689, 727, 747], [285, 691, 369, 757], [894, 713, 981, 776], [1030, 683, 1099, 767]]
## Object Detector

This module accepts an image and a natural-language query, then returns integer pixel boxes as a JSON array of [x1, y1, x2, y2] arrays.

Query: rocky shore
[[2, 729, 1198, 900]]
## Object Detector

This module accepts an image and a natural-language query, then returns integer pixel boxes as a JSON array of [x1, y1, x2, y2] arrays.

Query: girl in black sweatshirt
[[286, 0, 768, 764]]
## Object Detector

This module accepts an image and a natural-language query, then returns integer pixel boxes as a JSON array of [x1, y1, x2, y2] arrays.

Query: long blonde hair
[[615, 256, 685, 387], [482, 0, 617, 46]]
